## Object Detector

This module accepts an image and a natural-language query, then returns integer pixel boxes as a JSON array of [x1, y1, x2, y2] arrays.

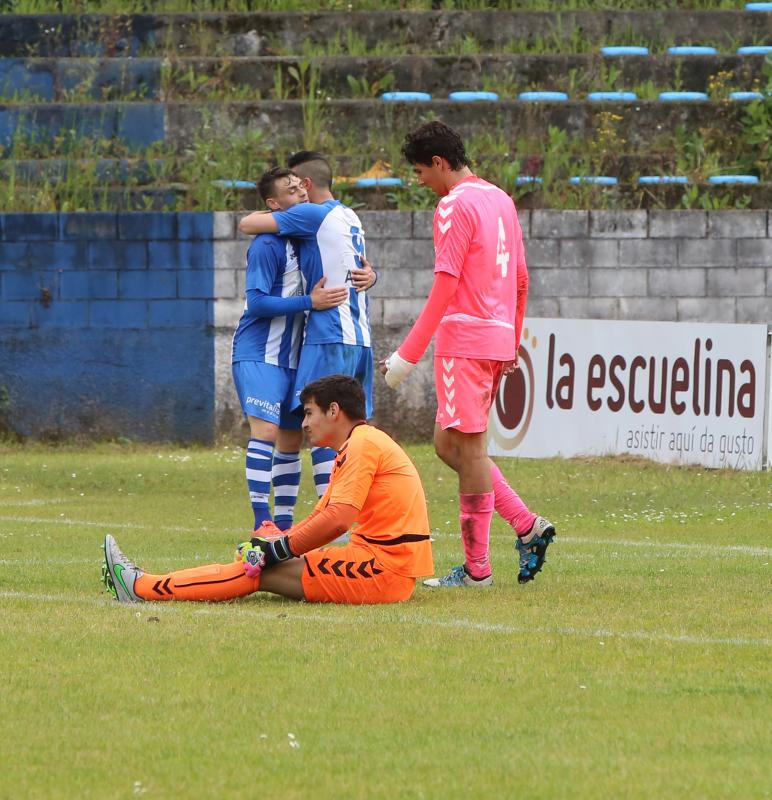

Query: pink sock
[[459, 491, 495, 579], [490, 463, 537, 536]]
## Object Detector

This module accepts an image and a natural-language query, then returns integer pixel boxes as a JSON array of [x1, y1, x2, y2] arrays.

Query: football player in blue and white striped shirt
[[239, 153, 376, 500], [232, 167, 349, 531]]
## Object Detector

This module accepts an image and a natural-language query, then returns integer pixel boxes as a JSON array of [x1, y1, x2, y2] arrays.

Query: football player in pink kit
[[381, 121, 555, 588]]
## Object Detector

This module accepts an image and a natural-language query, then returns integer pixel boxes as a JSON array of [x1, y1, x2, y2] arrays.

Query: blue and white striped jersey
[[273, 200, 371, 348], [231, 234, 306, 369]]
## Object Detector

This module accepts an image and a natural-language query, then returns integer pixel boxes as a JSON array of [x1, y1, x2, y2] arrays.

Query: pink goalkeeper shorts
[[434, 356, 506, 433]]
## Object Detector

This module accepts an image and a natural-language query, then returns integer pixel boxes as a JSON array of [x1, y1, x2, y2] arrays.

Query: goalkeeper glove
[[239, 535, 294, 578], [383, 351, 414, 389], [234, 520, 284, 561]]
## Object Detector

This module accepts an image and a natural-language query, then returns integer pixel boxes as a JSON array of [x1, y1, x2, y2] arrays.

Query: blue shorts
[[292, 343, 374, 418], [232, 361, 302, 430]]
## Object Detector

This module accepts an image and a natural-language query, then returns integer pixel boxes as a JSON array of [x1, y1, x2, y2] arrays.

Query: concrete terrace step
[[0, 10, 769, 57], [2, 54, 768, 102], [3, 180, 770, 212], [0, 98, 758, 151], [162, 99, 756, 151], [0, 152, 755, 187]]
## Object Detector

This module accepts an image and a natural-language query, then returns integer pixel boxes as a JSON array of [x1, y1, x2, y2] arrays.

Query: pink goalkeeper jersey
[[433, 175, 527, 360]]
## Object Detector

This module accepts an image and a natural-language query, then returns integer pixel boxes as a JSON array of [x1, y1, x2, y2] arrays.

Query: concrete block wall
[[1, 210, 769, 441], [0, 212, 215, 440], [211, 208, 772, 439]]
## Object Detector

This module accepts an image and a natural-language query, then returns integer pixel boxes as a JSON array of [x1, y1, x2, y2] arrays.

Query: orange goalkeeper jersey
[[316, 424, 433, 578]]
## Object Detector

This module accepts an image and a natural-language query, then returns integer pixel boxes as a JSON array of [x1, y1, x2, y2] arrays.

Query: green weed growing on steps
[[10, 51, 765, 107], [385, 180, 436, 211], [299, 29, 407, 59], [160, 60, 261, 102], [737, 57, 772, 173], [346, 72, 395, 99], [480, 72, 522, 98]]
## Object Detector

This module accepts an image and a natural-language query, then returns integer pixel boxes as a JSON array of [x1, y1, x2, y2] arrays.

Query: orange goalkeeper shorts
[[302, 543, 415, 605]]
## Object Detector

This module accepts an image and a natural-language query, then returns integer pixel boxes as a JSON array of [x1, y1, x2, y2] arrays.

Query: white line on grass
[[0, 498, 67, 508], [1, 590, 769, 649], [0, 515, 214, 534], [2, 514, 769, 557], [558, 535, 769, 557]]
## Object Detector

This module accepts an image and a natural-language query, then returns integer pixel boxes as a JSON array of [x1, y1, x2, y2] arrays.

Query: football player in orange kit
[[102, 375, 433, 605]]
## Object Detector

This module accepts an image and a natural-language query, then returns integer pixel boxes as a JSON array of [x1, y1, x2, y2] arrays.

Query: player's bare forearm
[[238, 210, 278, 235]]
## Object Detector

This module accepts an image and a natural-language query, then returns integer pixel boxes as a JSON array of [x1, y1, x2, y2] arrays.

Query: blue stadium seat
[[658, 91, 709, 101], [707, 175, 759, 184], [587, 92, 638, 102], [638, 176, 690, 185], [737, 45, 772, 55], [569, 176, 618, 186], [667, 46, 718, 56], [448, 91, 499, 102], [514, 176, 543, 186], [355, 177, 403, 187], [729, 91, 765, 101], [381, 92, 432, 102], [518, 91, 569, 102], [211, 180, 256, 189], [601, 46, 649, 56]]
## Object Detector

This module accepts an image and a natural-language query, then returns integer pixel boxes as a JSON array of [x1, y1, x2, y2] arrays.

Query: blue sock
[[311, 446, 336, 499], [271, 450, 301, 531], [246, 438, 273, 529]]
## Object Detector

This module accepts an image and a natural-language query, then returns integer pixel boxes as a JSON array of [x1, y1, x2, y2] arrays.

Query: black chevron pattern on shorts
[[315, 557, 383, 579]]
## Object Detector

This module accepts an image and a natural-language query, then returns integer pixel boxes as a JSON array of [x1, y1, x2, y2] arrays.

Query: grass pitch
[[0, 442, 769, 799]]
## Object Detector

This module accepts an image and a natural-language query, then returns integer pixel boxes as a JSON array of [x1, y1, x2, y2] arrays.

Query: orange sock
[[135, 561, 260, 602]]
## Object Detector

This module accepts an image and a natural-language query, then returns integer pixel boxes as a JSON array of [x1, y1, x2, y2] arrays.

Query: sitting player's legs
[[102, 536, 412, 605]]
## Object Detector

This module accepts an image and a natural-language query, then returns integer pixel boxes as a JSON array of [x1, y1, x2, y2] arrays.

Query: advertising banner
[[489, 319, 769, 470]]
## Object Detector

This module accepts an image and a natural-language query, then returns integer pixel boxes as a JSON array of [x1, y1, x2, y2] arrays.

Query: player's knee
[[248, 416, 279, 442], [433, 437, 459, 470]]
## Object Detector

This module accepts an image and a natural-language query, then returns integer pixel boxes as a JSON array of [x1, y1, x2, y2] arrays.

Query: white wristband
[[384, 351, 414, 389]]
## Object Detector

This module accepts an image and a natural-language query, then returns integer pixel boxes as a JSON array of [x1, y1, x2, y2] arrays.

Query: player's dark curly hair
[[299, 375, 367, 421], [401, 121, 471, 170], [257, 167, 295, 205]]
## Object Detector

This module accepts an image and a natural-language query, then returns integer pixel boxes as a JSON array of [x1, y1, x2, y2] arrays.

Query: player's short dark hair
[[299, 375, 366, 420], [401, 121, 471, 170], [287, 150, 333, 190], [258, 166, 296, 205]]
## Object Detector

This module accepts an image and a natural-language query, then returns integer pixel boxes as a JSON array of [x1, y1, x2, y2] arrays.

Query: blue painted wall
[[0, 103, 165, 150], [0, 212, 216, 442], [0, 59, 161, 101]]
